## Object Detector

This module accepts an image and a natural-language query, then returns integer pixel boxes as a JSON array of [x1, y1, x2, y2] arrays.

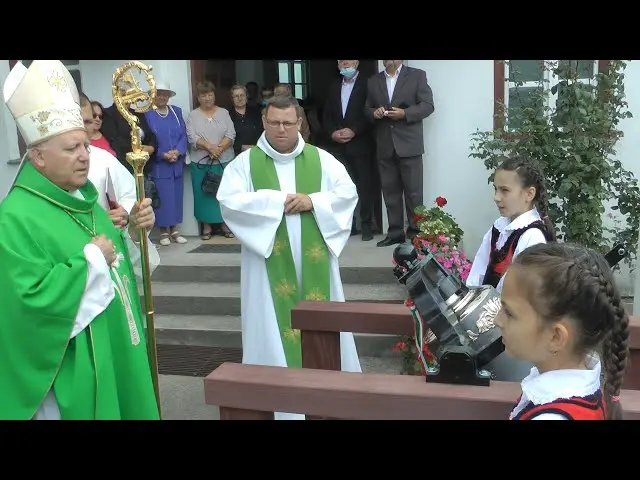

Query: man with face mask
[[323, 60, 376, 241], [0, 60, 161, 420], [365, 60, 434, 247]]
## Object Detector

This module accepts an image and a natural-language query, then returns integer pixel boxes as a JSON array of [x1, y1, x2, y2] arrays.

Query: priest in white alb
[[79, 91, 137, 229], [217, 93, 361, 420]]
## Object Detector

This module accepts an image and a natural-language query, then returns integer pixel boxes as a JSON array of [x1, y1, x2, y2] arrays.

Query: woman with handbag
[[186, 81, 237, 240]]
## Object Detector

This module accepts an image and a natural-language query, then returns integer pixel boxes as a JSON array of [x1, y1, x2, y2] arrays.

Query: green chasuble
[[0, 162, 159, 420], [249, 145, 330, 368]]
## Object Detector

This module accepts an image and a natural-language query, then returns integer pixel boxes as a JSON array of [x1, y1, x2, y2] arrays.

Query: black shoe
[[361, 225, 373, 241], [376, 235, 405, 247]]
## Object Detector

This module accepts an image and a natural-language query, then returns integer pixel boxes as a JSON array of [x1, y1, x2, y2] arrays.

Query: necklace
[[156, 108, 169, 118], [65, 209, 96, 236]]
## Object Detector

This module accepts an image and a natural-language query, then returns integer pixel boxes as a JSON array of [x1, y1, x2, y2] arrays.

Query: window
[[277, 60, 308, 99], [8, 60, 82, 157], [494, 60, 608, 132]]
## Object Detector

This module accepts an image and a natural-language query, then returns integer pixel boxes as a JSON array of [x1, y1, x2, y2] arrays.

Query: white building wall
[[407, 60, 496, 260], [0, 61, 21, 199]]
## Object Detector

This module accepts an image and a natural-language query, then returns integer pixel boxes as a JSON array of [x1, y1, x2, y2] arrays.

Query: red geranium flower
[[435, 196, 447, 208]]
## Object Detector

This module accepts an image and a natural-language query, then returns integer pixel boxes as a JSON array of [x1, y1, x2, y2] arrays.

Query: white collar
[[257, 131, 305, 164], [494, 208, 541, 233], [384, 64, 403, 78], [520, 354, 601, 406]]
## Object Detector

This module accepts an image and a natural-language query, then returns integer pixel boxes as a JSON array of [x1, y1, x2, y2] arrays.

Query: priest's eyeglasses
[[265, 119, 299, 129]]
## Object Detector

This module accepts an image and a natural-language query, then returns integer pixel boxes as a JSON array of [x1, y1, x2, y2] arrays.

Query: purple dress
[[145, 105, 188, 228]]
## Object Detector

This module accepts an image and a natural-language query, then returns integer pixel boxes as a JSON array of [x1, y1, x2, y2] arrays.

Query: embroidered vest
[[511, 391, 606, 420], [482, 220, 550, 289]]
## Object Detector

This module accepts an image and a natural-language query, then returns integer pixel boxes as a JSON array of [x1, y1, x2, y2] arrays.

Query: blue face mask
[[340, 67, 357, 78]]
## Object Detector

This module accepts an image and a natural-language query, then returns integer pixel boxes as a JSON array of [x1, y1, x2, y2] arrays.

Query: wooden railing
[[204, 362, 640, 420], [202, 301, 640, 420], [291, 301, 640, 390]]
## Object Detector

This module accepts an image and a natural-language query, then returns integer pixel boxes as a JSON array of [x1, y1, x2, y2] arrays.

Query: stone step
[[144, 282, 406, 316], [152, 264, 395, 284], [155, 314, 401, 358]]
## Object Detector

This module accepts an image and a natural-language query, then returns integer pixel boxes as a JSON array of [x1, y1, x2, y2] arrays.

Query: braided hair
[[497, 156, 556, 241], [513, 242, 630, 420]]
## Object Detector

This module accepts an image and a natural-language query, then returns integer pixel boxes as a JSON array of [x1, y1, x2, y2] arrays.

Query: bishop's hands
[[92, 234, 116, 266], [128, 198, 155, 242], [285, 193, 313, 215]]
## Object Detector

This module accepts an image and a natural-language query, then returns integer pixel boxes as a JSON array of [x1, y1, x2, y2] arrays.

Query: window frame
[[277, 60, 309, 99], [493, 60, 611, 134]]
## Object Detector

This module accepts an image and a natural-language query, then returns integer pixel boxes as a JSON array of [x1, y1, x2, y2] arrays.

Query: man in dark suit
[[365, 60, 434, 247], [324, 60, 376, 241]]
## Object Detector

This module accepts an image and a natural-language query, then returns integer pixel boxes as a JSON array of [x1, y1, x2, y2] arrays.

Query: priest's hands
[[128, 198, 155, 242], [285, 193, 313, 214], [108, 200, 129, 229], [92, 234, 116, 266]]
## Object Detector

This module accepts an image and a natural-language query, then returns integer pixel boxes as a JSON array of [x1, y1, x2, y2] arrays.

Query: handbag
[[198, 155, 226, 196], [144, 174, 161, 210]]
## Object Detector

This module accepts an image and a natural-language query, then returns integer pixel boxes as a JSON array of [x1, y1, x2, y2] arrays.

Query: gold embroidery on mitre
[[305, 244, 325, 263], [28, 108, 84, 139], [283, 328, 301, 342], [47, 71, 69, 92], [274, 278, 297, 298], [305, 287, 326, 301]]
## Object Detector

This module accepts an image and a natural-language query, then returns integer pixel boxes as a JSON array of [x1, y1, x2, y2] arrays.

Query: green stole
[[249, 145, 330, 368]]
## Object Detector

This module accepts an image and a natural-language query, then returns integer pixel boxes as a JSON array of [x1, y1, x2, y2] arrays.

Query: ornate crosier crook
[[112, 61, 161, 415]]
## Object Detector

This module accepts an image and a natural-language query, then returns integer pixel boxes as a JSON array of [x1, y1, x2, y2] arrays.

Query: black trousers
[[336, 151, 378, 229], [378, 151, 423, 238]]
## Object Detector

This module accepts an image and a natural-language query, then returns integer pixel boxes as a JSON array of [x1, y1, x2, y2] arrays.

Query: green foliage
[[469, 60, 639, 264]]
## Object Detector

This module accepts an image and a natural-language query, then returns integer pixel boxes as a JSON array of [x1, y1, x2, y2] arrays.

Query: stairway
[[143, 234, 407, 378]]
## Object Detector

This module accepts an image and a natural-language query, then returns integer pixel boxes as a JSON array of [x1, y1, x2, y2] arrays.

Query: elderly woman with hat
[[145, 81, 188, 246]]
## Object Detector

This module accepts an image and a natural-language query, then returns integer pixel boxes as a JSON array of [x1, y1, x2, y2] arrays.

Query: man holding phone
[[365, 60, 434, 247]]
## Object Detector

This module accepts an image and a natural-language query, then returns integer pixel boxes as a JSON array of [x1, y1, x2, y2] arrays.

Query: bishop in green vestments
[[0, 60, 161, 420], [217, 94, 362, 420]]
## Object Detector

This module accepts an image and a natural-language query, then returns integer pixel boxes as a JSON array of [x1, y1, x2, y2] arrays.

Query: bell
[[393, 241, 630, 386], [394, 244, 505, 386]]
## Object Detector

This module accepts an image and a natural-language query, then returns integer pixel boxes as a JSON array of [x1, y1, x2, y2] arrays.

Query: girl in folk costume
[[467, 156, 556, 293], [496, 242, 629, 420]]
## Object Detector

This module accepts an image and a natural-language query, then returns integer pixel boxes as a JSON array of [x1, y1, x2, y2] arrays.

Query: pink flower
[[443, 260, 453, 269], [442, 245, 449, 252], [431, 246, 437, 253], [438, 235, 447, 243]]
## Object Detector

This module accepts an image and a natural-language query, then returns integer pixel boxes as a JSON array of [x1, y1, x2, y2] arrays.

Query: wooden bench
[[204, 362, 640, 420], [292, 301, 640, 390]]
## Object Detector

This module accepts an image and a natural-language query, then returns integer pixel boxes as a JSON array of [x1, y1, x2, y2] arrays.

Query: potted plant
[[392, 196, 473, 375]]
